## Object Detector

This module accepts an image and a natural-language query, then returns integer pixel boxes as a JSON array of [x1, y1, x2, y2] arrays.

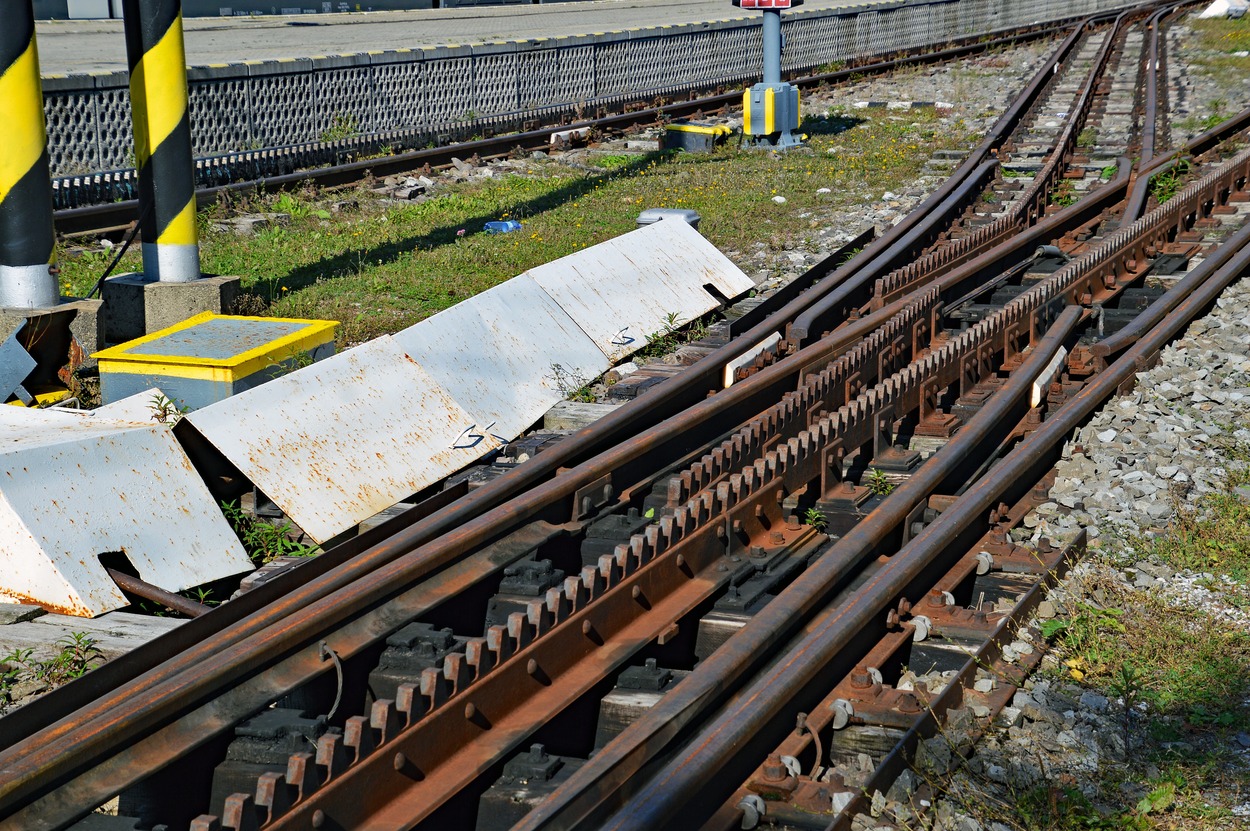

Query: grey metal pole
[[762, 8, 781, 85], [0, 1, 59, 309]]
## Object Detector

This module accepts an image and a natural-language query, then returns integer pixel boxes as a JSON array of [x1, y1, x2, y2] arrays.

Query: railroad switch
[[445, 461, 519, 491], [208, 708, 329, 820], [733, 0, 804, 150], [697, 580, 787, 660], [485, 559, 566, 627], [595, 659, 690, 748], [368, 622, 467, 703], [950, 376, 1006, 424], [606, 373, 666, 400], [870, 445, 923, 474], [475, 745, 586, 831], [747, 753, 800, 799], [1153, 242, 1202, 274]]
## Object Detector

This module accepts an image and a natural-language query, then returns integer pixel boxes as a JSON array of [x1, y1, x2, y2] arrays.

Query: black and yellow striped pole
[[0, 2, 59, 308], [123, 0, 200, 282]]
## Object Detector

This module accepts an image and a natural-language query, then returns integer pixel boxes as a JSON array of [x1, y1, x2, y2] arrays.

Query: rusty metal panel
[[0, 406, 252, 617], [392, 275, 611, 440], [185, 336, 504, 543], [527, 218, 756, 362]]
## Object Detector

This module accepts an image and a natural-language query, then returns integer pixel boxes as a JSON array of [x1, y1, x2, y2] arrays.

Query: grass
[[56, 108, 975, 346], [1027, 460, 1250, 827], [1, 633, 104, 713], [916, 451, 1250, 830], [1186, 16, 1250, 102], [1188, 16, 1250, 58]]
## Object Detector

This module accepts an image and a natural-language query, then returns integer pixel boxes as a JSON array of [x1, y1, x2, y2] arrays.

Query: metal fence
[[41, 0, 1135, 176]]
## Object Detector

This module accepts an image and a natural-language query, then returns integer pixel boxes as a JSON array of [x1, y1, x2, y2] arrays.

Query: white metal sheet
[[527, 218, 756, 362], [0, 406, 252, 617], [92, 387, 170, 423], [186, 336, 504, 543], [391, 275, 611, 441], [723, 332, 783, 388], [1031, 345, 1068, 407]]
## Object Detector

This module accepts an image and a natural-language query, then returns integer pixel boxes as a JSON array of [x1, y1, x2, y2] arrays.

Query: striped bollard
[[0, 2, 59, 309], [123, 0, 201, 282]]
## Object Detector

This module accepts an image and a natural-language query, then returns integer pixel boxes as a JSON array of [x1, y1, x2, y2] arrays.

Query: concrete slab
[[101, 273, 242, 343], [185, 335, 505, 543], [35, 0, 884, 74], [0, 604, 47, 625], [0, 610, 183, 664], [543, 400, 622, 430]]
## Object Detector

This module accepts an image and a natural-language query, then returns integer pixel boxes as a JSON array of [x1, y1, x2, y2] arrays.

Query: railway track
[[51, 14, 1094, 238], [8, 4, 1250, 830]]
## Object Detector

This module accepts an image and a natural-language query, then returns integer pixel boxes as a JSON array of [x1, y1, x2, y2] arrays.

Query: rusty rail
[[2, 13, 1134, 761], [514, 304, 1084, 831], [518, 130, 1250, 831], [2, 8, 1235, 829]]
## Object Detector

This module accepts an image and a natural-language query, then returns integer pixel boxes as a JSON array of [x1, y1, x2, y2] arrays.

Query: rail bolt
[[761, 753, 789, 782]]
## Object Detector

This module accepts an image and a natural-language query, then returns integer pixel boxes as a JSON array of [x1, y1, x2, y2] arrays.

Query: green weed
[[0, 633, 104, 712], [1050, 179, 1078, 208], [802, 506, 828, 531], [319, 113, 359, 143], [1149, 159, 1190, 205], [547, 363, 596, 403], [220, 500, 320, 566], [865, 468, 894, 496], [149, 392, 188, 426]]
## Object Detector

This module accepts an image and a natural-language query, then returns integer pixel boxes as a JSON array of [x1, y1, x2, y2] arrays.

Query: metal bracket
[[573, 473, 614, 520]]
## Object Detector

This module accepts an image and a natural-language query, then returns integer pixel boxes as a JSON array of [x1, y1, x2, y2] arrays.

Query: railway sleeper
[[195, 496, 826, 829], [712, 508, 1079, 831], [44, 65, 1250, 831], [645, 147, 1250, 829]]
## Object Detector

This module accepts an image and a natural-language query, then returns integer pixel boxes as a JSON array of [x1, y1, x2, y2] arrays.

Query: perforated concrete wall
[[41, 0, 1136, 176]]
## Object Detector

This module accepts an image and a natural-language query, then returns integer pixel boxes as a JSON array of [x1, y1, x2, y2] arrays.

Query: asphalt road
[[35, 0, 881, 74]]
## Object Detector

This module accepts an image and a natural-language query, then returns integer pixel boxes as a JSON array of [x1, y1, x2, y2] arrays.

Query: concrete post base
[[0, 297, 105, 374], [101, 273, 241, 344]]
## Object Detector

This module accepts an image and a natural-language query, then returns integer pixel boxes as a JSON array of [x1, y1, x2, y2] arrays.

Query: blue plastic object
[[484, 220, 522, 234]]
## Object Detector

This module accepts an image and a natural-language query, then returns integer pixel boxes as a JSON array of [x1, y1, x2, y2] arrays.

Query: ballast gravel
[[865, 280, 1250, 831]]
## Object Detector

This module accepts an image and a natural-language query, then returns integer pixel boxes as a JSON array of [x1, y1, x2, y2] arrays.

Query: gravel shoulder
[[901, 15, 1250, 831]]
